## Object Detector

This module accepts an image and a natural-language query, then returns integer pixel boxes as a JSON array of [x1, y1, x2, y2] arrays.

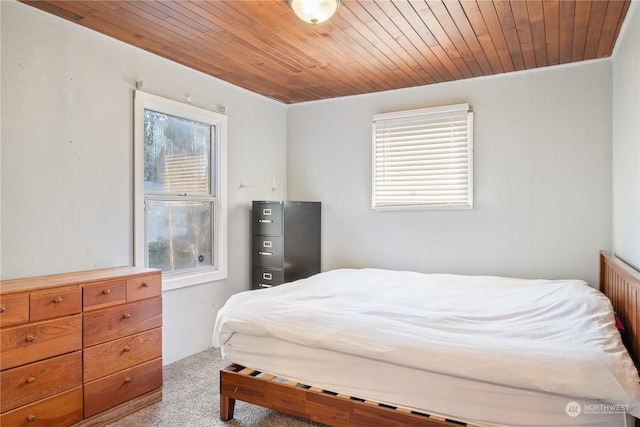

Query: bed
[[213, 251, 640, 427]]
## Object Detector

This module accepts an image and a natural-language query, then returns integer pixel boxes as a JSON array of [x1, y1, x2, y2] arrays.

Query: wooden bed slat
[[600, 251, 640, 369], [220, 363, 470, 426]]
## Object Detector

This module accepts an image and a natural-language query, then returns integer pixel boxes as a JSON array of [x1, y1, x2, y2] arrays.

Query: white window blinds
[[372, 103, 473, 209]]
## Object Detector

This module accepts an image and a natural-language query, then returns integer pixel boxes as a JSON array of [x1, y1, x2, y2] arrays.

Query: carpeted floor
[[107, 348, 325, 427]]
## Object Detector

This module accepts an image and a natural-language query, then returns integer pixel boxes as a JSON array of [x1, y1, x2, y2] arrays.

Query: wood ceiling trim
[[571, 0, 591, 62], [510, 0, 536, 69], [18, 1, 632, 104]]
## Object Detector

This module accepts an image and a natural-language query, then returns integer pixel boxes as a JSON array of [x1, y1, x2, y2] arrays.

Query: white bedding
[[213, 269, 640, 420], [223, 333, 635, 427]]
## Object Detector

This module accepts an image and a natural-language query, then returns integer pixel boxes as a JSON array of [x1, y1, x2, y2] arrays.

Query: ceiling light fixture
[[286, 0, 342, 25]]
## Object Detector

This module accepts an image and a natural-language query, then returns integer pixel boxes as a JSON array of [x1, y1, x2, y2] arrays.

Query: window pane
[[372, 104, 472, 209], [144, 110, 213, 195], [146, 199, 214, 274]]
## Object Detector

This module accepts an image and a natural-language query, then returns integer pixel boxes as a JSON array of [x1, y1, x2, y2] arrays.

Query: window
[[372, 103, 473, 210], [134, 91, 227, 290]]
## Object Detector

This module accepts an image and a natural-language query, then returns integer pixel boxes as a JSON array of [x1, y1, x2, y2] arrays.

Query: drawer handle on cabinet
[[27, 415, 36, 422], [259, 251, 273, 256], [124, 346, 132, 352], [141, 282, 149, 288], [0, 307, 4, 313], [53, 296, 63, 303], [27, 376, 36, 383], [122, 313, 131, 319], [103, 289, 111, 295], [124, 377, 132, 383], [26, 335, 36, 342]]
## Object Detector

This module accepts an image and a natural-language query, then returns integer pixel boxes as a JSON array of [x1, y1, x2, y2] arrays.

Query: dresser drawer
[[83, 297, 162, 347], [252, 268, 284, 289], [252, 202, 283, 235], [84, 357, 162, 417], [30, 286, 81, 322], [0, 386, 82, 426], [83, 279, 126, 311], [126, 273, 162, 302], [253, 236, 283, 268], [0, 293, 29, 327], [0, 351, 82, 412], [1, 315, 82, 371], [84, 328, 162, 382]]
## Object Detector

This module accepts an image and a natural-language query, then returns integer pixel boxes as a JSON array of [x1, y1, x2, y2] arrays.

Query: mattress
[[222, 333, 635, 427], [213, 268, 640, 426]]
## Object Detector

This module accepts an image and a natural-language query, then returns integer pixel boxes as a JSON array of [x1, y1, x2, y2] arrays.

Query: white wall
[[0, 1, 287, 364], [612, 2, 640, 270], [287, 62, 613, 286], [1, 0, 627, 365]]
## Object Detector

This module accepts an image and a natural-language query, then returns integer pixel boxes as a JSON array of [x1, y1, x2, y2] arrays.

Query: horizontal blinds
[[373, 104, 472, 209]]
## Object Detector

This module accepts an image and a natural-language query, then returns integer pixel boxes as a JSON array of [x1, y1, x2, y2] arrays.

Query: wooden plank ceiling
[[22, 0, 631, 104]]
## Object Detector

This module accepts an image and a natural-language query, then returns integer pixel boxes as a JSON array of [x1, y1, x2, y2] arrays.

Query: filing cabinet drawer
[[84, 328, 162, 382], [30, 286, 81, 322], [0, 386, 82, 427], [126, 273, 162, 302], [83, 297, 162, 347], [83, 279, 126, 311], [0, 315, 82, 371], [252, 268, 284, 289], [252, 202, 283, 236], [0, 351, 82, 413], [253, 236, 283, 268], [0, 293, 29, 327], [84, 358, 163, 417]]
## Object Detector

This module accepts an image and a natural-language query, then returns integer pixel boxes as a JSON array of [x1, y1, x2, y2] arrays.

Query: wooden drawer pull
[[103, 289, 111, 295], [26, 376, 36, 383], [141, 282, 149, 288], [122, 313, 131, 319], [26, 335, 36, 342], [124, 345, 132, 352], [124, 377, 132, 383], [53, 296, 63, 303], [27, 415, 36, 422], [0, 307, 5, 313]]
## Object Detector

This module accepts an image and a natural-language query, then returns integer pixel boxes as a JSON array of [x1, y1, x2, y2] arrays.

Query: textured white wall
[[613, 2, 640, 270], [287, 62, 613, 286], [0, 2, 287, 363], [0, 0, 628, 365]]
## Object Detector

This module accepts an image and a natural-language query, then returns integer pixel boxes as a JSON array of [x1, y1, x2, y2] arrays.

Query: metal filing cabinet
[[252, 201, 321, 290]]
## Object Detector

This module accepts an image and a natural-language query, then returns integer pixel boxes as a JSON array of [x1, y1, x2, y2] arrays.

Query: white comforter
[[213, 269, 640, 417]]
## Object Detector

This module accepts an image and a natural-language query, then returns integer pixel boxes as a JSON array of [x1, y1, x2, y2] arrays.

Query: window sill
[[162, 268, 227, 292]]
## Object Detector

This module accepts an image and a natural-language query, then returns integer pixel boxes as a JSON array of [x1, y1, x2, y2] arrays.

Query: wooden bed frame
[[219, 251, 640, 426], [600, 251, 640, 369]]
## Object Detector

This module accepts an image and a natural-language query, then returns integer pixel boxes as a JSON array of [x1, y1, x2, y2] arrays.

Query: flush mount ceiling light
[[286, 0, 342, 25]]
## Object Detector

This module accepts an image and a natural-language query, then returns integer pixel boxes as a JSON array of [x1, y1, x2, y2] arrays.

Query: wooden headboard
[[600, 250, 640, 368]]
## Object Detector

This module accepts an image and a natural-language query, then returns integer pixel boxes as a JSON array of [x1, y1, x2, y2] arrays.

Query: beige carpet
[[107, 347, 324, 427]]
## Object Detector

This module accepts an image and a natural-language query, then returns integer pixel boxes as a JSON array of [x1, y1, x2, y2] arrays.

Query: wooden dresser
[[0, 266, 162, 426]]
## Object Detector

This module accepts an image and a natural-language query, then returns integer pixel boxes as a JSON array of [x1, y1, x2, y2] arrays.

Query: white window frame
[[372, 103, 473, 210], [134, 91, 227, 291]]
